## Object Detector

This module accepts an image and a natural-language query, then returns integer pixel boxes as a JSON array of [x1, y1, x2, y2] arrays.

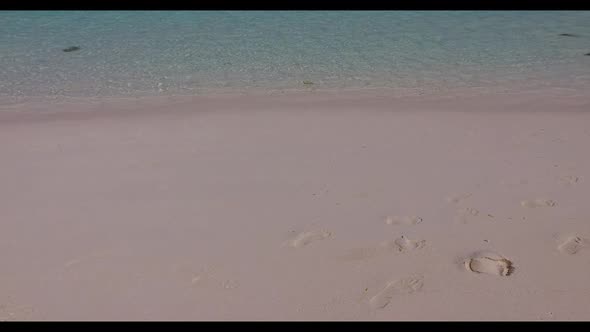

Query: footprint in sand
[[464, 251, 514, 276], [369, 276, 424, 309], [171, 263, 218, 288], [340, 236, 425, 261], [0, 298, 35, 321], [288, 230, 332, 248], [385, 216, 423, 226], [559, 175, 580, 186], [521, 199, 557, 208], [454, 207, 480, 224], [383, 236, 426, 253], [222, 279, 239, 290], [463, 207, 480, 216], [558, 236, 588, 255]]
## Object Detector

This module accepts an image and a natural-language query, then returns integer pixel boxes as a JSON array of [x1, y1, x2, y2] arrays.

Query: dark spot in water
[[585, 53, 590, 56], [62, 46, 81, 53], [303, 81, 314, 85], [559, 33, 579, 37]]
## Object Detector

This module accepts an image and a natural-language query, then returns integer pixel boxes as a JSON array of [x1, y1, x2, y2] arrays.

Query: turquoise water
[[1, 11, 589, 100]]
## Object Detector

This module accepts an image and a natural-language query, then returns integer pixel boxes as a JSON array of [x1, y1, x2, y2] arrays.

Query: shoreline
[[1, 86, 588, 123], [1, 83, 588, 113]]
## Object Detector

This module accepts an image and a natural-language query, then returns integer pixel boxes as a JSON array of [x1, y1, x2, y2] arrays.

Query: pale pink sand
[[1, 89, 590, 320]]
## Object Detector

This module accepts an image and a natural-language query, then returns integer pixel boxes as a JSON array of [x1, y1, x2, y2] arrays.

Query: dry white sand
[[1, 89, 590, 320]]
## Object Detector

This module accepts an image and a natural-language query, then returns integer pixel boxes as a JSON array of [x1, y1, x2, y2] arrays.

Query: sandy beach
[[1, 89, 590, 321]]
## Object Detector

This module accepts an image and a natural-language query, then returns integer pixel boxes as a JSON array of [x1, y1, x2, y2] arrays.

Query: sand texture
[[1, 90, 590, 320]]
